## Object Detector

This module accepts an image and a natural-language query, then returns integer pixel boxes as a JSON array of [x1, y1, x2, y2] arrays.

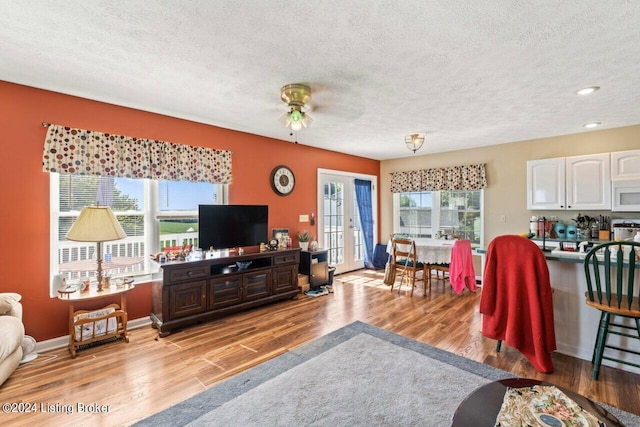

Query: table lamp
[[66, 205, 127, 291]]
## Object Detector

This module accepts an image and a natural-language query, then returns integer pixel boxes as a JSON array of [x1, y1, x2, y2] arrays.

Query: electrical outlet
[[499, 215, 506, 223]]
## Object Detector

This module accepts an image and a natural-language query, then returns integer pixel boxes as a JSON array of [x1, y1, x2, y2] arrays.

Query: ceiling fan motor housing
[[281, 83, 312, 107]]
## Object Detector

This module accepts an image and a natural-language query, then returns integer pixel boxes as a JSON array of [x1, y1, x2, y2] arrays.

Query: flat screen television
[[198, 204, 268, 250]]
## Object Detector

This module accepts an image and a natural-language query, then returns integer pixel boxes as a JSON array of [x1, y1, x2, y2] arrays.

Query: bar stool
[[583, 241, 640, 380]]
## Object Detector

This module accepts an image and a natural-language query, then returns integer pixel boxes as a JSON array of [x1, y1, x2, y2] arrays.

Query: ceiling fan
[[280, 83, 313, 132]]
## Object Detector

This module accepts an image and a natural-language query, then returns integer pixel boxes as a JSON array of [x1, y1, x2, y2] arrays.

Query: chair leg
[[592, 312, 611, 380], [410, 271, 417, 296], [397, 270, 405, 294], [423, 270, 429, 297], [496, 340, 502, 352], [591, 312, 605, 364]]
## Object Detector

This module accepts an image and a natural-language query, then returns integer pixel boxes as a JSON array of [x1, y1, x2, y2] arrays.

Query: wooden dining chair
[[424, 238, 456, 291], [583, 241, 640, 380], [448, 239, 477, 294], [390, 237, 425, 296], [425, 263, 450, 291]]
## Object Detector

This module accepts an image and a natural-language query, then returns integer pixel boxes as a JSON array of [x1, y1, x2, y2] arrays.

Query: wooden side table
[[451, 378, 623, 426], [58, 284, 134, 358]]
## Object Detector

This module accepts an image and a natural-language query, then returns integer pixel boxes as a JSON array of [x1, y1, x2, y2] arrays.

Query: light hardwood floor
[[2, 269, 639, 426]]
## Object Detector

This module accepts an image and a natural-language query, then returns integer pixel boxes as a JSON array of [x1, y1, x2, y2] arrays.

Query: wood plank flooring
[[2, 269, 639, 426]]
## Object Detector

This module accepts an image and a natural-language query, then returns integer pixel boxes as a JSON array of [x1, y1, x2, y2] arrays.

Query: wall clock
[[270, 165, 295, 196]]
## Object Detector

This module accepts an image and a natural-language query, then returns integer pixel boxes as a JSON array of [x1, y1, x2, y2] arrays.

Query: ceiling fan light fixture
[[405, 133, 425, 153], [280, 83, 313, 133], [290, 118, 303, 131], [289, 109, 303, 123]]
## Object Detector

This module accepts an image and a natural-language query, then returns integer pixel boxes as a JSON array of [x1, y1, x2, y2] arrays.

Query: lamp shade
[[66, 206, 127, 242], [282, 107, 312, 131]]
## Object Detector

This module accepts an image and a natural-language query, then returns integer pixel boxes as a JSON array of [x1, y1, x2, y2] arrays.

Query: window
[[157, 180, 221, 250], [395, 190, 483, 247], [50, 173, 224, 296]]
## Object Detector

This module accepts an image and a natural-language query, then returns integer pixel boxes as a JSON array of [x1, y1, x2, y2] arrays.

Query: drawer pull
[[187, 271, 192, 277]]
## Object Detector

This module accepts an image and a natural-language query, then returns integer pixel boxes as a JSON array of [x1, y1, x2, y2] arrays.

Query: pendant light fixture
[[405, 133, 425, 153]]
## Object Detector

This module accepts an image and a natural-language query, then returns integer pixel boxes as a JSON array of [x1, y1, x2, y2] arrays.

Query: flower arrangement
[[572, 213, 592, 230]]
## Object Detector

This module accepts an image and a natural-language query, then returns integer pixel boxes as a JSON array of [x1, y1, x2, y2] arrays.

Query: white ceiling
[[2, 1, 639, 160]]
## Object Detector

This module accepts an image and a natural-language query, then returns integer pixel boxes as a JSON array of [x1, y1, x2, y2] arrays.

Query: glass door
[[318, 171, 377, 274]]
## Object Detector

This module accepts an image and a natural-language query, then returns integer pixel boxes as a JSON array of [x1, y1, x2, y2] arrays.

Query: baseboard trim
[[34, 316, 152, 353]]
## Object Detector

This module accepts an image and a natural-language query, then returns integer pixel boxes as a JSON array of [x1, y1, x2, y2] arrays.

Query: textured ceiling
[[1, 1, 639, 160]]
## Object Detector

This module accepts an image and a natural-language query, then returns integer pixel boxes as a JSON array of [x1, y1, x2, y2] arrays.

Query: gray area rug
[[135, 321, 639, 426]]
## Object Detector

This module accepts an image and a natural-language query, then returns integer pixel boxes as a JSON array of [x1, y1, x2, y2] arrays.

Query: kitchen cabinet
[[151, 248, 300, 336], [527, 153, 611, 210], [611, 149, 640, 180], [565, 153, 611, 210], [527, 158, 565, 210]]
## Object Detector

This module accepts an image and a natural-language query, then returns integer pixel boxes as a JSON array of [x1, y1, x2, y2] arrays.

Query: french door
[[318, 170, 377, 274]]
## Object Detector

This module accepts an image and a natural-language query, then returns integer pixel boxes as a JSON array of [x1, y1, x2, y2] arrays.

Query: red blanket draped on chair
[[480, 235, 556, 373]]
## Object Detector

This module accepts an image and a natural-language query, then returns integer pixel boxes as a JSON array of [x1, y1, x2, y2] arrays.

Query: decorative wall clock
[[270, 165, 295, 196]]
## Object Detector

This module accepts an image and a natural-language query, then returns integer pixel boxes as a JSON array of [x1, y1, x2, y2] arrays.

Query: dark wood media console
[[150, 247, 300, 337]]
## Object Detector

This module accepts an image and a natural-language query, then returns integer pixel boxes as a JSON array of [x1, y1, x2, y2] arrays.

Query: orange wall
[[0, 81, 379, 342]]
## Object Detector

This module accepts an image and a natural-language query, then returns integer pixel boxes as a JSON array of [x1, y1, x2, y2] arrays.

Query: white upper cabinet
[[565, 153, 611, 210], [527, 157, 566, 210], [527, 153, 611, 210], [611, 149, 640, 180]]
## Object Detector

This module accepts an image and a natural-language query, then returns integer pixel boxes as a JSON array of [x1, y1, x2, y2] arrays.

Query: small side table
[[299, 249, 329, 289], [451, 378, 623, 426], [58, 284, 134, 358]]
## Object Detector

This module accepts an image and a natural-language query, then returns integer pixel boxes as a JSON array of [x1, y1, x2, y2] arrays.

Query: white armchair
[[0, 293, 25, 386]]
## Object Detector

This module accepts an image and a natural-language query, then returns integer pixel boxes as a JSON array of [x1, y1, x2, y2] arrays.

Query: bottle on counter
[[530, 216, 538, 236], [554, 221, 566, 239], [538, 217, 547, 238]]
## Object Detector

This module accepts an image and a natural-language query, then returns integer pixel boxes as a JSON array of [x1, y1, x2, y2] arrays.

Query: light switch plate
[[299, 214, 309, 222]]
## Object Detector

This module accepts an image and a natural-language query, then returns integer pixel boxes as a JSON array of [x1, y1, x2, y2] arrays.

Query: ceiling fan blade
[[301, 112, 313, 128], [279, 111, 291, 126]]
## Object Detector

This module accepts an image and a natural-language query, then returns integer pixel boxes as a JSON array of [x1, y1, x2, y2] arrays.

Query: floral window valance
[[390, 163, 487, 193], [42, 124, 232, 184]]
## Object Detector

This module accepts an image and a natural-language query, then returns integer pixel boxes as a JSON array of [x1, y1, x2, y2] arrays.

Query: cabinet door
[[243, 269, 271, 301], [611, 149, 640, 180], [527, 158, 566, 210], [273, 264, 298, 294], [566, 153, 611, 210], [209, 274, 242, 309], [169, 281, 206, 319]]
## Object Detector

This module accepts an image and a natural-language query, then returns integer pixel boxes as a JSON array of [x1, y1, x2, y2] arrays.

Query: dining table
[[386, 237, 455, 265], [387, 237, 477, 294]]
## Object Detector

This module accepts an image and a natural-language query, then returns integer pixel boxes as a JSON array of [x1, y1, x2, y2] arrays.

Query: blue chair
[[583, 241, 640, 380]]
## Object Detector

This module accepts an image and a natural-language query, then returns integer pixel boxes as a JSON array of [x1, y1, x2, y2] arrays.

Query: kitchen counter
[[476, 242, 640, 375]]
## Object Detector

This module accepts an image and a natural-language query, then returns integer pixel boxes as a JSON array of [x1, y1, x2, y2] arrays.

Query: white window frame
[[49, 174, 227, 297], [392, 190, 484, 248]]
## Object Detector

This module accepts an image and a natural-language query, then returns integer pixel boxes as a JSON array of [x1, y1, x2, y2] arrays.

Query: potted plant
[[297, 230, 312, 251]]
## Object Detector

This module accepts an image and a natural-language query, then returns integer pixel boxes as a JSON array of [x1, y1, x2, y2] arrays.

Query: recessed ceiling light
[[583, 122, 602, 128], [576, 86, 600, 95]]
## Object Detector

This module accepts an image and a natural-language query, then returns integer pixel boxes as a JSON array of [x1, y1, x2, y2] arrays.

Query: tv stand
[[150, 247, 300, 337]]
